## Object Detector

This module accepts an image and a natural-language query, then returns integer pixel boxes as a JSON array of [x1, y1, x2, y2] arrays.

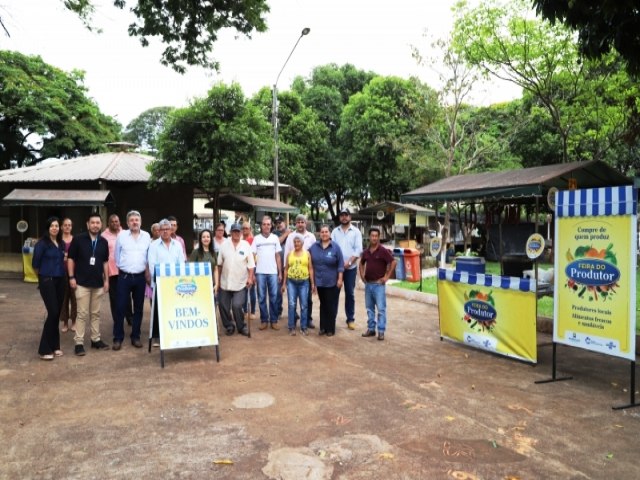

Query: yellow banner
[[156, 267, 218, 350], [415, 213, 427, 227], [555, 215, 635, 359], [438, 278, 537, 363], [395, 212, 410, 226]]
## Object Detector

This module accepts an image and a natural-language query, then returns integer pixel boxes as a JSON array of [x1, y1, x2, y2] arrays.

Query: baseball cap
[[275, 215, 284, 223], [230, 223, 242, 232], [339, 208, 351, 215]]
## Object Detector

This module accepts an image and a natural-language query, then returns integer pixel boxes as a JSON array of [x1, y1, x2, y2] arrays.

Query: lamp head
[[301, 27, 310, 36]]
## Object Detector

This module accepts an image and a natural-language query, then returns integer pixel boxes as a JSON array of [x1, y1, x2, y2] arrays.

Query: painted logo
[[525, 233, 545, 259], [175, 277, 197, 297], [565, 244, 619, 301], [462, 290, 497, 332]]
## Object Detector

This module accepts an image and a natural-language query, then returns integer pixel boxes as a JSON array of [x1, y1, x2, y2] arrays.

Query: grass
[[391, 262, 558, 318]]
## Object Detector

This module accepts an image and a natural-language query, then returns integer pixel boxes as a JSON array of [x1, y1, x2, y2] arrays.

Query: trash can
[[393, 248, 405, 280], [404, 248, 421, 282], [455, 256, 486, 275]]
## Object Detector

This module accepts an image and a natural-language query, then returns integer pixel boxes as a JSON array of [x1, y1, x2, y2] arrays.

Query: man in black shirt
[[68, 213, 110, 356]]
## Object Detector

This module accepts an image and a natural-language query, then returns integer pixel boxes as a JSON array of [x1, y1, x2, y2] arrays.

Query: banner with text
[[438, 269, 538, 363], [554, 186, 637, 360], [156, 262, 218, 350]]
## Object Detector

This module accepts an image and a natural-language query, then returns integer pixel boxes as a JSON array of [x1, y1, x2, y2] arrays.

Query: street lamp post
[[273, 27, 310, 201]]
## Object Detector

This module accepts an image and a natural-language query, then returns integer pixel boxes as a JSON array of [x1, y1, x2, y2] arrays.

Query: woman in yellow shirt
[[282, 234, 314, 335]]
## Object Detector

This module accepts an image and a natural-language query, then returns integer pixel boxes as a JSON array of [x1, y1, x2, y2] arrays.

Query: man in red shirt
[[359, 227, 396, 341]]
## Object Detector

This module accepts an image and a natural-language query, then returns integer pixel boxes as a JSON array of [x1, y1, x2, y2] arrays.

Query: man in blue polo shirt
[[331, 208, 362, 330]]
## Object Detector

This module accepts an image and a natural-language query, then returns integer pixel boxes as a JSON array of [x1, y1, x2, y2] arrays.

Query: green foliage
[[533, 1, 640, 75], [20, 0, 270, 73], [339, 76, 437, 205], [0, 50, 121, 169], [123, 106, 174, 154], [151, 82, 272, 200]]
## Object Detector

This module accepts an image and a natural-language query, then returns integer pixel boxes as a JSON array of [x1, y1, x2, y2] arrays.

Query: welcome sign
[[154, 262, 218, 350], [554, 186, 637, 360]]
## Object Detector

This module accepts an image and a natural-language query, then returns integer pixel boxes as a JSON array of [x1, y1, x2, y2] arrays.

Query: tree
[[251, 87, 329, 219], [150, 83, 272, 224], [0, 50, 121, 169], [291, 63, 377, 221], [2, 1, 269, 73], [123, 106, 174, 154], [532, 1, 640, 75], [338, 76, 437, 207]]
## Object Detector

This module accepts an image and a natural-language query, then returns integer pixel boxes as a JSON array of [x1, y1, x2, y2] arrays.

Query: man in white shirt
[[113, 210, 151, 350], [216, 223, 255, 336], [331, 208, 363, 330], [283, 214, 317, 328], [252, 216, 282, 330], [146, 218, 185, 344]]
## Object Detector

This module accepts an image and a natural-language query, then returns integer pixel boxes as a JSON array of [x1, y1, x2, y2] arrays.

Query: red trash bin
[[403, 248, 421, 282]]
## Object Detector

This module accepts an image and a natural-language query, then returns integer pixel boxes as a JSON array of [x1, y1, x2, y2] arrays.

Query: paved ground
[[1, 278, 639, 480]]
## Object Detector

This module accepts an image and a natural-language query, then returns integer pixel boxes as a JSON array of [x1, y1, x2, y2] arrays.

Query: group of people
[[32, 208, 397, 361]]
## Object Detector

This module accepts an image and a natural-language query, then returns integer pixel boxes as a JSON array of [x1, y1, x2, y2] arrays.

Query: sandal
[[70, 323, 76, 332], [39, 354, 54, 361], [61, 324, 69, 333], [54, 350, 64, 357]]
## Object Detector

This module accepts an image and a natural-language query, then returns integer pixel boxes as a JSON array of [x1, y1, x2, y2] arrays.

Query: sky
[[1, 0, 521, 126]]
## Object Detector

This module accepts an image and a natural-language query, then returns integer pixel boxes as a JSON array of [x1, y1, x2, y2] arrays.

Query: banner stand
[[534, 342, 573, 384], [149, 263, 221, 368], [612, 361, 639, 410]]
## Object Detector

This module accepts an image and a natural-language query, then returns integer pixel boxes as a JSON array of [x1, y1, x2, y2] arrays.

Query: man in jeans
[[331, 207, 362, 330], [358, 227, 396, 341], [273, 216, 290, 318], [67, 213, 110, 355], [252, 216, 283, 330]]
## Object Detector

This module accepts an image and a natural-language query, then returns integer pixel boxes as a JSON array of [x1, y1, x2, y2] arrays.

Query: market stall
[[401, 160, 633, 364]]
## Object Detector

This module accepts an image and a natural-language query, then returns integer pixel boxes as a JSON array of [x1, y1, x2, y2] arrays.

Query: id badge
[[90, 257, 96, 266]]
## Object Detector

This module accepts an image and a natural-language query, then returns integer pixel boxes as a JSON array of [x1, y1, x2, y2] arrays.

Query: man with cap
[[331, 207, 363, 330], [273, 215, 290, 318], [284, 214, 316, 327], [215, 223, 255, 336]]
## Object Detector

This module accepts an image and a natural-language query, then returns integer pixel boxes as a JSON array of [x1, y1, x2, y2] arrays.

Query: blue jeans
[[365, 283, 387, 333], [340, 267, 357, 323], [287, 279, 309, 330], [256, 273, 279, 323]]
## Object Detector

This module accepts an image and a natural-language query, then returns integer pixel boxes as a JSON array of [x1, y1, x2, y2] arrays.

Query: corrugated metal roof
[[205, 193, 298, 214], [2, 189, 114, 206], [357, 201, 435, 215], [401, 160, 632, 203], [0, 152, 153, 183]]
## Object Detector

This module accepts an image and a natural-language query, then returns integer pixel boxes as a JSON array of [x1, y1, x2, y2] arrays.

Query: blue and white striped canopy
[[556, 186, 637, 218], [154, 262, 211, 277]]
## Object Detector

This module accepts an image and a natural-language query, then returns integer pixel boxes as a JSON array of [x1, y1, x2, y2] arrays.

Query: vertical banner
[[156, 262, 218, 350], [395, 212, 410, 226], [554, 186, 637, 360], [416, 213, 427, 227], [438, 269, 538, 363]]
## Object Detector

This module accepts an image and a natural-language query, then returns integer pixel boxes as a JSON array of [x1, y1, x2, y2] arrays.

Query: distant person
[[103, 214, 132, 326], [32, 217, 65, 360], [113, 210, 151, 351], [242, 221, 257, 321], [150, 222, 160, 240], [273, 215, 290, 318], [147, 219, 185, 346], [331, 208, 362, 330], [212, 222, 227, 256], [59, 217, 77, 333], [252, 216, 282, 330], [282, 234, 314, 336], [284, 214, 317, 328], [309, 225, 344, 337], [359, 227, 396, 341], [216, 223, 255, 336], [67, 213, 110, 355], [167, 215, 187, 259]]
